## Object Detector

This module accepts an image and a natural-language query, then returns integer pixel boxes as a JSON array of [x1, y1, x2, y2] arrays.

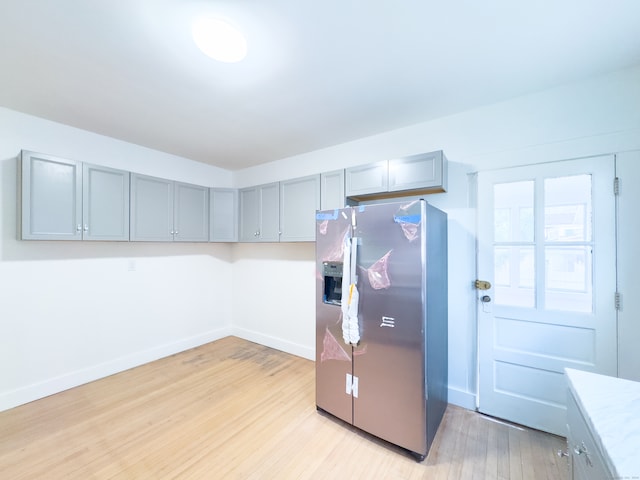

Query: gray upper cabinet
[[210, 188, 238, 242], [239, 187, 259, 242], [388, 151, 446, 193], [239, 182, 279, 242], [345, 161, 388, 197], [20, 150, 129, 241], [345, 151, 447, 200], [173, 182, 209, 242], [130, 174, 209, 242], [130, 174, 174, 241], [21, 151, 82, 240], [280, 174, 320, 242], [82, 163, 130, 241], [320, 169, 345, 210]]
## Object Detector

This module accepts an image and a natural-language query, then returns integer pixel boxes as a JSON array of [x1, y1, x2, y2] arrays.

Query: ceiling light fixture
[[192, 17, 247, 63]]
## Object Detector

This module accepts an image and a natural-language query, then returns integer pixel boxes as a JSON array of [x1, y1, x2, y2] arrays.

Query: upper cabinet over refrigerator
[[345, 150, 447, 202]]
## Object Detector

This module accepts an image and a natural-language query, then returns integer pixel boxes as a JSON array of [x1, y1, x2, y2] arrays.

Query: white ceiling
[[1, 1, 639, 171]]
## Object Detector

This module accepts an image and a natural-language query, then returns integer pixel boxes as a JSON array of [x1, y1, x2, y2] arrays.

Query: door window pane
[[494, 246, 535, 308], [545, 246, 593, 313], [545, 175, 592, 242], [544, 174, 593, 313], [494, 181, 534, 242]]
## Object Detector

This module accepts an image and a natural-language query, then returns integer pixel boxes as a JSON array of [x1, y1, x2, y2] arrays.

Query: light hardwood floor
[[0, 337, 568, 479]]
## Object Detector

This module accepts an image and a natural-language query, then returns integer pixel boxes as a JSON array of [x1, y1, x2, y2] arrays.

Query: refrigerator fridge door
[[315, 207, 354, 424], [351, 200, 428, 455]]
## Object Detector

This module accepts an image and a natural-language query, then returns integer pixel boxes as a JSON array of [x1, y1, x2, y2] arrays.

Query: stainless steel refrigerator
[[315, 199, 448, 461]]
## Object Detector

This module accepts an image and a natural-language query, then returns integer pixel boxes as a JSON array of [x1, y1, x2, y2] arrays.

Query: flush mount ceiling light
[[192, 16, 247, 63]]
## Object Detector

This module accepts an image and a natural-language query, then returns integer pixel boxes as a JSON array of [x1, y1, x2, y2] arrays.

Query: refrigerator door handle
[[350, 236, 358, 284], [341, 236, 361, 346], [346, 373, 359, 398]]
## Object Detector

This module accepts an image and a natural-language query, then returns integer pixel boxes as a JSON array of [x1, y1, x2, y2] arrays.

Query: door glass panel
[[494, 180, 535, 308], [544, 175, 593, 313], [544, 175, 592, 242], [545, 247, 593, 312], [494, 246, 535, 308], [494, 181, 534, 242]]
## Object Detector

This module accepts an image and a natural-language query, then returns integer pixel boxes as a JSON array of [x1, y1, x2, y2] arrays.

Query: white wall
[[231, 243, 317, 359], [231, 65, 640, 409], [0, 108, 234, 411]]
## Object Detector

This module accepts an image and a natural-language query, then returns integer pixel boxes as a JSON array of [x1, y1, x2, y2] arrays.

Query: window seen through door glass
[[493, 181, 535, 307], [544, 175, 593, 313], [494, 182, 534, 242], [544, 175, 592, 242]]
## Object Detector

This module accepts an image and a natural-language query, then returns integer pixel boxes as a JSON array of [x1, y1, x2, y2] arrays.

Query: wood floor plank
[[495, 417, 511, 479], [483, 416, 499, 479], [0, 337, 568, 479]]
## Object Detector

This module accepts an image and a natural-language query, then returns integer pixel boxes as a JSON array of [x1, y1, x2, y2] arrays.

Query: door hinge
[[614, 177, 620, 196], [615, 292, 622, 311], [346, 373, 359, 398]]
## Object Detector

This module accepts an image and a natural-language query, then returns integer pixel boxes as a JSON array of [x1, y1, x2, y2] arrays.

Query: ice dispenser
[[322, 261, 343, 306]]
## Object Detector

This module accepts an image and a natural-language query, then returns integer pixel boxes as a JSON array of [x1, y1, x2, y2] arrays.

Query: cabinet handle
[[574, 442, 593, 467], [83, 225, 89, 232], [557, 449, 569, 458], [76, 224, 82, 232], [170, 230, 175, 235], [255, 231, 260, 237], [175, 231, 179, 235]]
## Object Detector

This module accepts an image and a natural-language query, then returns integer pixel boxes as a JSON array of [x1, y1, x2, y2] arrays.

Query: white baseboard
[[0, 326, 232, 413], [231, 327, 315, 361], [447, 386, 476, 411]]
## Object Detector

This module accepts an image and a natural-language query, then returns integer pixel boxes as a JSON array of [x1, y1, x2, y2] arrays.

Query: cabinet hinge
[[615, 292, 622, 311], [614, 177, 620, 196]]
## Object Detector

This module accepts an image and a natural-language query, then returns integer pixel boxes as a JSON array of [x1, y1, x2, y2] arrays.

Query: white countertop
[[565, 368, 640, 479]]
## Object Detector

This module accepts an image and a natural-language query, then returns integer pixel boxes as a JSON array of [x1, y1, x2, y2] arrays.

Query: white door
[[477, 157, 617, 435]]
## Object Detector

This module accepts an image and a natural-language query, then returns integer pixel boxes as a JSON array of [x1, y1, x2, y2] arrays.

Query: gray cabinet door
[[280, 175, 320, 242], [210, 188, 238, 242], [320, 169, 345, 210], [82, 163, 130, 241], [130, 173, 174, 241], [21, 150, 82, 240], [388, 151, 445, 192], [345, 161, 388, 196], [239, 186, 259, 242], [257, 182, 280, 242], [239, 183, 280, 242], [174, 182, 209, 242]]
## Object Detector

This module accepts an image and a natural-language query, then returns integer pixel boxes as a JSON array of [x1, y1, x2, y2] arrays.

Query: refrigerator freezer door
[[315, 208, 354, 424], [351, 200, 428, 455]]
